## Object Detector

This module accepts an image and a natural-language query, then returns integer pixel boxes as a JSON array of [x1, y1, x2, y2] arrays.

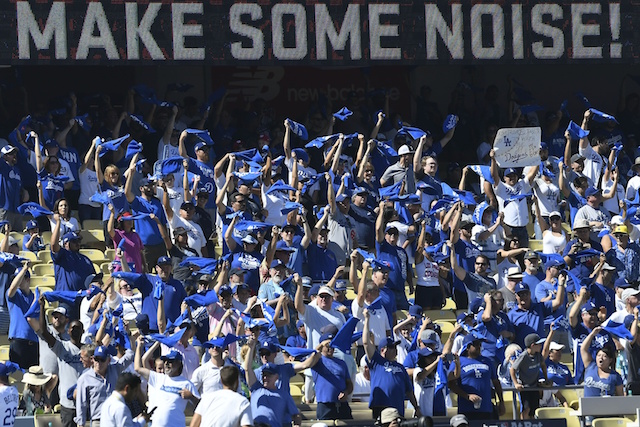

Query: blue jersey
[[129, 196, 167, 246], [546, 359, 573, 386], [186, 158, 216, 209], [583, 361, 622, 396], [507, 301, 554, 347], [254, 362, 296, 396], [449, 355, 496, 414], [0, 159, 21, 210], [571, 323, 611, 384], [230, 250, 263, 294], [38, 171, 67, 210], [52, 249, 95, 292], [59, 146, 80, 191], [312, 356, 350, 403], [453, 239, 480, 293], [249, 382, 298, 427], [368, 351, 412, 415], [534, 280, 567, 325], [307, 243, 338, 282], [99, 182, 127, 221], [475, 310, 513, 365], [376, 240, 409, 293], [521, 271, 545, 298], [7, 289, 38, 342]]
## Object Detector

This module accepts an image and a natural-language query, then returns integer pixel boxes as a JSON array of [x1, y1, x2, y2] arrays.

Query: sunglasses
[[475, 262, 488, 266]]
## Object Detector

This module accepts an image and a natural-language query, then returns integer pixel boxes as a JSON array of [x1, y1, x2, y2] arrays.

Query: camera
[[399, 416, 433, 427]]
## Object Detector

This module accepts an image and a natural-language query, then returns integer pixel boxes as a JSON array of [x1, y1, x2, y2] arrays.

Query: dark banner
[[2, 1, 638, 65]]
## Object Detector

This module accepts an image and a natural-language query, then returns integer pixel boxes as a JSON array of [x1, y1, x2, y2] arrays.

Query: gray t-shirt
[[511, 350, 543, 386], [51, 339, 85, 408], [327, 209, 355, 266], [380, 162, 416, 193], [39, 326, 70, 375]]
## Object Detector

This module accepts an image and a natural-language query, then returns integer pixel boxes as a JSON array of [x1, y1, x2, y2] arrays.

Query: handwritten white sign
[[493, 127, 542, 168]]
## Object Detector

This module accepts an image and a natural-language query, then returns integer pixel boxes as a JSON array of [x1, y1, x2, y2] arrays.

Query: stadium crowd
[[0, 76, 638, 427]]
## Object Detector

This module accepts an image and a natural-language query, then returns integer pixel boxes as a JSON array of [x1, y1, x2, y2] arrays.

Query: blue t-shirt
[[368, 351, 412, 415], [249, 382, 298, 426], [186, 158, 216, 209], [52, 249, 95, 292], [570, 323, 611, 384], [306, 243, 338, 282], [522, 271, 545, 297], [282, 236, 305, 275], [22, 234, 45, 253], [99, 182, 127, 221], [449, 355, 496, 414], [507, 301, 554, 347], [546, 359, 573, 386], [454, 239, 480, 293], [124, 273, 186, 331], [591, 283, 616, 318], [7, 289, 38, 342], [285, 335, 306, 348], [583, 361, 623, 397], [58, 146, 80, 191], [230, 250, 263, 294], [129, 196, 167, 246], [0, 159, 21, 210], [312, 356, 350, 403], [475, 309, 513, 364], [38, 171, 68, 210], [567, 191, 586, 225], [402, 349, 420, 369], [376, 240, 409, 293], [254, 362, 296, 396], [378, 287, 397, 326], [534, 280, 567, 326], [349, 205, 376, 250], [0, 264, 15, 308]]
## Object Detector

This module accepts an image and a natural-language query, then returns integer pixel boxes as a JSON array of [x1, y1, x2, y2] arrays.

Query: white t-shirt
[[415, 258, 440, 288], [542, 230, 567, 255], [194, 388, 252, 427], [78, 168, 100, 207], [190, 362, 223, 396], [471, 223, 505, 271], [169, 215, 206, 256], [494, 180, 531, 227], [157, 139, 181, 162], [284, 157, 319, 194], [0, 385, 18, 426], [579, 144, 604, 185], [261, 182, 289, 227], [626, 175, 640, 200], [49, 217, 80, 235], [602, 178, 625, 214], [413, 368, 436, 417], [157, 185, 185, 217], [533, 178, 560, 216], [147, 371, 199, 427], [29, 152, 75, 183], [351, 299, 390, 346]]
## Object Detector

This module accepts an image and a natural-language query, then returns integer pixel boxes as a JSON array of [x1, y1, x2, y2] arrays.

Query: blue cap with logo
[[161, 350, 183, 362]]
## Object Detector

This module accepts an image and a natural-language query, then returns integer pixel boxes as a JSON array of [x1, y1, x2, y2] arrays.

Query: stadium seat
[[442, 298, 457, 310], [88, 228, 105, 241], [592, 418, 632, 427], [290, 383, 303, 404], [30, 276, 56, 288], [433, 319, 455, 333], [80, 248, 108, 263], [38, 250, 52, 263], [19, 250, 40, 264], [535, 407, 580, 427], [79, 230, 106, 251], [33, 264, 55, 277], [41, 231, 52, 245], [0, 345, 9, 361], [423, 310, 457, 321], [34, 413, 63, 427], [104, 249, 116, 261], [82, 219, 103, 230], [100, 262, 111, 275], [529, 240, 543, 251]]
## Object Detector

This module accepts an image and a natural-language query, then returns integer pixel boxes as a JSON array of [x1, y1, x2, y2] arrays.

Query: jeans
[[9, 338, 38, 369]]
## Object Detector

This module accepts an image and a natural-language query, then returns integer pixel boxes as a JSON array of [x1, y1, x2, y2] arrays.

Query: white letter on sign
[[17, 1, 67, 59], [424, 4, 463, 60], [272, 4, 307, 60], [470, 4, 505, 59], [126, 3, 164, 60], [571, 3, 602, 59], [172, 3, 205, 60], [230, 3, 264, 60], [76, 2, 119, 59], [315, 4, 361, 60], [369, 4, 401, 60], [531, 4, 564, 59]]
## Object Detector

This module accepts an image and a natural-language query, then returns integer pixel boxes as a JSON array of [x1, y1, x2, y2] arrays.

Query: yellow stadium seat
[[82, 219, 103, 230], [34, 413, 63, 427], [33, 264, 55, 277], [529, 239, 543, 251], [433, 319, 456, 333], [19, 250, 40, 263], [290, 383, 303, 404], [80, 248, 108, 263], [443, 298, 457, 310], [535, 407, 580, 427], [0, 345, 9, 361], [88, 228, 105, 241], [104, 249, 116, 261], [100, 262, 112, 275], [79, 230, 106, 251], [30, 276, 56, 288], [38, 286, 54, 294], [41, 231, 52, 245], [592, 419, 633, 427], [423, 309, 457, 322], [38, 250, 52, 263]]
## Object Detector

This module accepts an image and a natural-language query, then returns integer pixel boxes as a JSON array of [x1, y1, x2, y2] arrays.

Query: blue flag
[[379, 181, 402, 199], [74, 113, 92, 132], [330, 317, 360, 353], [159, 156, 185, 175], [552, 315, 570, 331], [125, 140, 142, 159], [235, 148, 263, 164], [281, 201, 303, 215], [205, 334, 239, 349], [355, 248, 375, 263], [566, 121, 589, 140], [24, 287, 40, 319], [147, 328, 186, 348], [468, 165, 494, 185], [184, 290, 219, 308], [397, 126, 426, 140], [286, 119, 308, 140], [302, 174, 322, 194], [18, 202, 53, 218], [44, 285, 103, 305]]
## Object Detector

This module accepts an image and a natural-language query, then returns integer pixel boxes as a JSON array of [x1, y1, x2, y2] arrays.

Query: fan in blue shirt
[[363, 309, 421, 419]]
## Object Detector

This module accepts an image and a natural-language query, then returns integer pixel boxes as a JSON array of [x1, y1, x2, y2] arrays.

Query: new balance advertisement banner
[[3, 1, 637, 65]]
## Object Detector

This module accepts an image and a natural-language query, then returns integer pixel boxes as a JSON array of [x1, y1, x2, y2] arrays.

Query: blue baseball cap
[[336, 193, 349, 203], [540, 142, 549, 150], [62, 231, 82, 244], [457, 312, 473, 324], [408, 305, 423, 317], [308, 284, 320, 297], [161, 350, 183, 362], [258, 341, 279, 354], [296, 319, 304, 328], [261, 363, 280, 375], [319, 332, 335, 343], [545, 258, 565, 270], [156, 256, 172, 266], [462, 333, 487, 348], [468, 297, 484, 314], [24, 220, 38, 231], [242, 235, 258, 245], [270, 259, 285, 269], [514, 282, 530, 294], [218, 285, 233, 296], [504, 168, 518, 176], [371, 260, 391, 273], [581, 301, 598, 313], [377, 337, 400, 352], [334, 280, 348, 291], [194, 141, 210, 152], [418, 347, 440, 358], [232, 283, 250, 294], [93, 345, 116, 359], [585, 187, 601, 198]]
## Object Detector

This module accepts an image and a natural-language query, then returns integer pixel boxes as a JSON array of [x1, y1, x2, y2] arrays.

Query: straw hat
[[22, 366, 52, 386]]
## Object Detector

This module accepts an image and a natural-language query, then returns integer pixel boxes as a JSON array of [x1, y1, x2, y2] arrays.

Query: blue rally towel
[[330, 317, 360, 353], [286, 119, 308, 140], [146, 328, 186, 348], [566, 121, 589, 140], [17, 203, 53, 218], [333, 107, 353, 121], [184, 290, 219, 308], [278, 345, 316, 357]]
